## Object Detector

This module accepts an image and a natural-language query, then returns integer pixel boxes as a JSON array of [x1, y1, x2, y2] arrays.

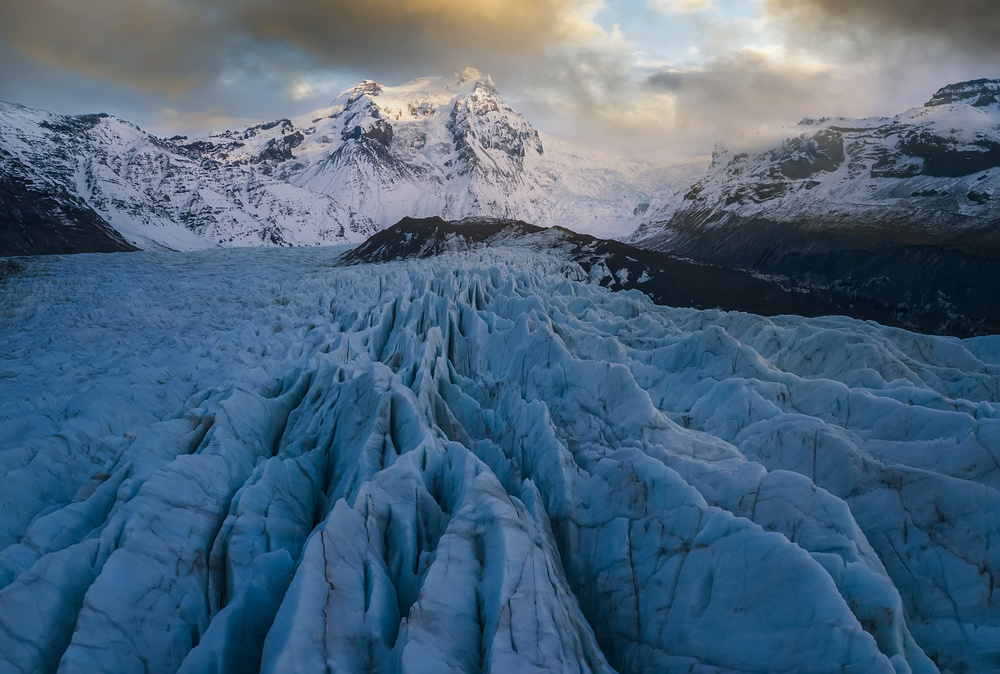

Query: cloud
[[765, 0, 1000, 59], [650, 50, 847, 151], [152, 106, 258, 137], [242, 0, 601, 74], [647, 0, 714, 14], [3, 0, 990, 161], [0, 0, 226, 95], [0, 0, 602, 96], [514, 44, 847, 158]]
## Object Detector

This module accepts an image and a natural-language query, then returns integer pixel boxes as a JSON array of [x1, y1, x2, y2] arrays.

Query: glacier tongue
[[1, 247, 999, 673]]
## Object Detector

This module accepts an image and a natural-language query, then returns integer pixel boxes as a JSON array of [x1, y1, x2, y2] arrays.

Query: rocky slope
[[0, 69, 684, 256], [632, 78, 1000, 336]]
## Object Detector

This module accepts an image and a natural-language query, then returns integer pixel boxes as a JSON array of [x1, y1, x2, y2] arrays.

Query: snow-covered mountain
[[633, 78, 1000, 249], [0, 68, 687, 255], [631, 78, 1000, 336], [2, 245, 999, 673], [0, 103, 362, 253]]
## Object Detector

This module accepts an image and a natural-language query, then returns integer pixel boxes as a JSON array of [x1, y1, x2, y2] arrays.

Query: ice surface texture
[[1, 246, 998, 673]]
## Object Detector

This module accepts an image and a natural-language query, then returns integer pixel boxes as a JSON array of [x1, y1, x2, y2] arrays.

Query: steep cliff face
[[0, 148, 136, 256], [635, 79, 1000, 250]]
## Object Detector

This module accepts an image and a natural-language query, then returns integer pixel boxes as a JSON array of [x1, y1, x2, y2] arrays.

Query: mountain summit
[[925, 78, 1000, 108]]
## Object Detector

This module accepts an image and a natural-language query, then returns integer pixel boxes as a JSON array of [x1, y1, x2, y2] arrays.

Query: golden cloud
[[1, 0, 219, 94], [0, 0, 602, 94]]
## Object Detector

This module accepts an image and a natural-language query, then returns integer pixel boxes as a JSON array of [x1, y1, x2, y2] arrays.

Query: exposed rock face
[[342, 119, 394, 147], [925, 78, 1000, 108], [775, 129, 845, 179], [898, 128, 1000, 177], [0, 149, 136, 256]]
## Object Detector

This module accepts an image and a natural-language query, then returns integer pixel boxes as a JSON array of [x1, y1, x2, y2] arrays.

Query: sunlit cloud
[[647, 0, 715, 14], [0, 0, 604, 94], [289, 80, 312, 101]]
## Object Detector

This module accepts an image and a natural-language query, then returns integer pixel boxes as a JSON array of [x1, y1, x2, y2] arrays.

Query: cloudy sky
[[0, 0, 996, 159]]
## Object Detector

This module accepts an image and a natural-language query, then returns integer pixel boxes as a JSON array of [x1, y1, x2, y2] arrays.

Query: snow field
[[1, 246, 999, 673]]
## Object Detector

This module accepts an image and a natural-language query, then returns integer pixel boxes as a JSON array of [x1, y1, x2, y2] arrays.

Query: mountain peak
[[925, 78, 1000, 108], [456, 66, 484, 83], [451, 67, 495, 92]]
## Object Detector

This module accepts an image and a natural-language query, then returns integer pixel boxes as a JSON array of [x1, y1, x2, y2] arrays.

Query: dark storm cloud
[[765, 0, 1000, 58], [0, 0, 598, 95], [645, 71, 685, 92], [0, 0, 228, 95]]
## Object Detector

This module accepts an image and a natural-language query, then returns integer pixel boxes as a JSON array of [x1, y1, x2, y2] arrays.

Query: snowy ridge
[[206, 67, 682, 239], [0, 69, 684, 254], [2, 247, 999, 673], [0, 101, 363, 252]]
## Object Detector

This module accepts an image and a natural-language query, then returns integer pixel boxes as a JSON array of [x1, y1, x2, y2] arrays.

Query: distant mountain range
[[0, 68, 692, 256], [634, 78, 1000, 249]]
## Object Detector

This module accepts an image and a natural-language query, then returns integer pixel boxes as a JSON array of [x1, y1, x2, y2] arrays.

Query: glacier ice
[[0, 246, 998, 673]]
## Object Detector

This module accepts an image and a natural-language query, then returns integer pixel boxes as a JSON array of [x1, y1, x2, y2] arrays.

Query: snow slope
[[0, 69, 686, 254], [1, 246, 999, 673]]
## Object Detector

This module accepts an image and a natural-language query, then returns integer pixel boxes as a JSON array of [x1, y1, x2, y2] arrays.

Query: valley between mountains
[[3, 72, 999, 335]]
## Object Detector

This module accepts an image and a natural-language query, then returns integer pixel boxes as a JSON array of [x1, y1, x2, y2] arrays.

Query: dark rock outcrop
[[906, 135, 1000, 178], [0, 153, 137, 256], [925, 78, 1000, 108], [343, 217, 910, 328], [342, 119, 394, 147], [774, 129, 845, 179]]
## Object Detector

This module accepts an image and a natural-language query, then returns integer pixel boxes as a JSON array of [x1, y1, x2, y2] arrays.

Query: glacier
[[1, 246, 999, 674]]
